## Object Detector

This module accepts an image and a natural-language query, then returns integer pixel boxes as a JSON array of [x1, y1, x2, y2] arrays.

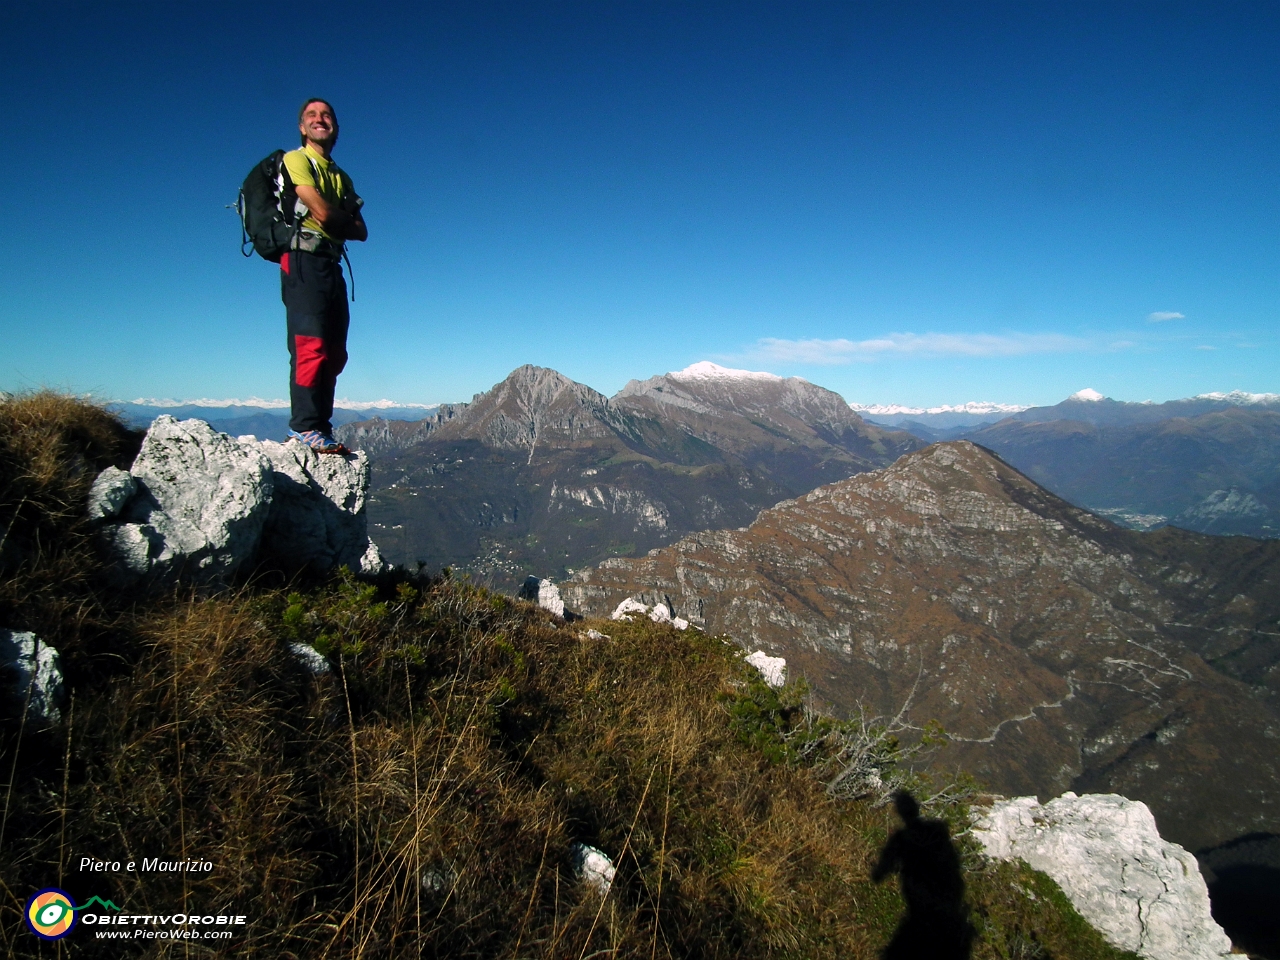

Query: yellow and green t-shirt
[[283, 144, 359, 241]]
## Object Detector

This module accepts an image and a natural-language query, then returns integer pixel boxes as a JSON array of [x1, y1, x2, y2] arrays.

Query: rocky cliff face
[[336, 364, 920, 589], [561, 441, 1280, 853]]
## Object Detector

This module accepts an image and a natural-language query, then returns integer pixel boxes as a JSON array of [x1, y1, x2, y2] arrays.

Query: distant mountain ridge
[[858, 388, 1280, 435], [335, 363, 921, 588], [857, 389, 1280, 536], [1005, 389, 1280, 428], [851, 400, 1030, 432], [112, 400, 437, 442]]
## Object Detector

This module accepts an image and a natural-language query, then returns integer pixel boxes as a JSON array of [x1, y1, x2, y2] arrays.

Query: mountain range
[[858, 388, 1280, 438], [111, 400, 436, 442], [334, 363, 920, 589], [854, 390, 1280, 538], [324, 367, 1280, 583], [561, 440, 1280, 856]]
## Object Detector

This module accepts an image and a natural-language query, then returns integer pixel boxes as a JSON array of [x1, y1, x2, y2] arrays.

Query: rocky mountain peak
[[616, 362, 889, 442], [430, 365, 623, 454], [562, 439, 1280, 854]]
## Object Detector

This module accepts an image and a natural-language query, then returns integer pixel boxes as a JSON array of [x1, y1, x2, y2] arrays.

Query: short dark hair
[[298, 98, 338, 146]]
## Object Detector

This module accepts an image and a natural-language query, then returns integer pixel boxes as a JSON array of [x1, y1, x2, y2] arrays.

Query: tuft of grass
[[0, 391, 139, 654], [0, 396, 1142, 959]]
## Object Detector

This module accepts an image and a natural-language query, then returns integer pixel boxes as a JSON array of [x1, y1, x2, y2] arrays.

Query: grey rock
[[972, 793, 1232, 960], [288, 642, 331, 676], [518, 576, 565, 617], [257, 440, 385, 574], [420, 866, 456, 894], [745, 650, 787, 688], [359, 539, 388, 577], [86, 467, 137, 521], [570, 842, 615, 896], [0, 630, 64, 724], [120, 416, 274, 583], [99, 418, 387, 583], [610, 597, 649, 621]]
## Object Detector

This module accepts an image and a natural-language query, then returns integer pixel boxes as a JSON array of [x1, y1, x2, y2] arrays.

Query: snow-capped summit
[[1193, 390, 1280, 406], [851, 401, 1029, 417], [1068, 389, 1105, 402], [129, 396, 291, 409], [669, 361, 784, 382]]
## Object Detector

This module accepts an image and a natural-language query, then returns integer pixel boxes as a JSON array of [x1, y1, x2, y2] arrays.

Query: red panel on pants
[[295, 335, 327, 388]]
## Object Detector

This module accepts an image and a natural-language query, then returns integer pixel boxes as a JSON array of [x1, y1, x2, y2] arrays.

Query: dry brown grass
[[0, 390, 139, 662], [1, 574, 1135, 958], [0, 396, 1138, 959]]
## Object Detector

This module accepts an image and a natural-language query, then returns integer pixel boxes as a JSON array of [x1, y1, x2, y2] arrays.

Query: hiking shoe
[[288, 430, 350, 455]]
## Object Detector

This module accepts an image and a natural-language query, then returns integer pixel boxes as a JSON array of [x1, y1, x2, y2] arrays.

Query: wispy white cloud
[[1147, 311, 1184, 322], [1196, 345, 1217, 351], [742, 332, 1088, 366]]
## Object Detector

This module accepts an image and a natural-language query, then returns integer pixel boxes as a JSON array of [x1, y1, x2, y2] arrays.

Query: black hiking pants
[[281, 250, 349, 434]]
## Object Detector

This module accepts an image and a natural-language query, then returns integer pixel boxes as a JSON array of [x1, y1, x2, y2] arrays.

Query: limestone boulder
[[518, 576, 565, 617], [608, 597, 688, 629], [257, 440, 386, 575], [570, 843, 615, 896], [85, 466, 137, 521], [971, 792, 1233, 960], [745, 650, 787, 688], [0, 630, 64, 724], [95, 417, 386, 584], [114, 416, 273, 583]]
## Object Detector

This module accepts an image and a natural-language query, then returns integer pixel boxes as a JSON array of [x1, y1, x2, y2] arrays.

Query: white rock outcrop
[[108, 416, 273, 583], [608, 597, 688, 629], [96, 417, 384, 584], [288, 642, 331, 676], [257, 439, 385, 575], [611, 598, 649, 621], [518, 576, 565, 617], [745, 650, 787, 688], [971, 792, 1232, 960], [570, 842, 615, 896], [0, 630, 64, 724], [85, 466, 137, 521]]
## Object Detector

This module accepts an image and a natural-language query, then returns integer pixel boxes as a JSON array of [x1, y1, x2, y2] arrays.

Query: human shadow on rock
[[872, 791, 975, 960]]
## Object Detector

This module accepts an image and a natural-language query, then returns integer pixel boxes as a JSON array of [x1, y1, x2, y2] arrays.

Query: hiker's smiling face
[[299, 101, 338, 150]]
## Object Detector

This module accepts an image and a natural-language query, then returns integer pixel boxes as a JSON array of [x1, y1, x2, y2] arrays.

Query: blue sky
[[2, 1, 1277, 408]]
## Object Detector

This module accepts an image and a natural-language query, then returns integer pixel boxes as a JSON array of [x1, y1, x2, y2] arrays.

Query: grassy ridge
[[0, 394, 1138, 958]]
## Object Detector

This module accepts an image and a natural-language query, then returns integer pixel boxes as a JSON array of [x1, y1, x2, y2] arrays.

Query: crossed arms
[[295, 184, 368, 243]]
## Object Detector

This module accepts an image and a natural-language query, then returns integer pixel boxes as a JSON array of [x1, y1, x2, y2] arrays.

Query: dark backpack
[[237, 149, 307, 262]]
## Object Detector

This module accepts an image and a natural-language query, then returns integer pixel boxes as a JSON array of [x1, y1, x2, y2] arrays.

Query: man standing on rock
[[281, 98, 367, 454]]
